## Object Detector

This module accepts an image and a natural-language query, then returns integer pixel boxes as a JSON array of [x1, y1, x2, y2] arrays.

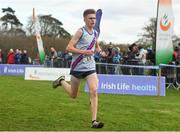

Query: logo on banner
[[4, 67, 8, 73], [160, 14, 171, 31], [28, 69, 40, 79], [85, 74, 166, 96]]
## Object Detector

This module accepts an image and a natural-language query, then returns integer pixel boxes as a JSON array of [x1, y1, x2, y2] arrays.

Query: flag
[[94, 9, 102, 36], [33, 8, 45, 64], [155, 0, 174, 65]]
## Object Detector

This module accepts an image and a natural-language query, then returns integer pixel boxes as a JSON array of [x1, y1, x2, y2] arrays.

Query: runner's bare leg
[[61, 75, 81, 98], [85, 73, 98, 121]]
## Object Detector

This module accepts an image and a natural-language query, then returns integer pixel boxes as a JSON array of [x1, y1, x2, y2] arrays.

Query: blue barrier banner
[[0, 64, 43, 76], [85, 74, 166, 96]]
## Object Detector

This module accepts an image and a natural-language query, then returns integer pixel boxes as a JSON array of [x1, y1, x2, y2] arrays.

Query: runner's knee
[[90, 88, 97, 97]]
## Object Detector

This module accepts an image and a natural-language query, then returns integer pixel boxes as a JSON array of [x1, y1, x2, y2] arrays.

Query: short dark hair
[[83, 9, 96, 17], [175, 46, 178, 51], [129, 43, 137, 51]]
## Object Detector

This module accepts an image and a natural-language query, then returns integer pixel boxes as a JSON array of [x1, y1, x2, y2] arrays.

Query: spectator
[[177, 43, 180, 85], [135, 46, 147, 75], [0, 48, 3, 64], [49, 47, 57, 67], [146, 47, 155, 65], [124, 43, 139, 75], [112, 47, 122, 74], [112, 47, 122, 64], [7, 49, 15, 64], [107, 43, 113, 63], [177, 43, 180, 64], [98, 51, 107, 74], [14, 49, 21, 64], [106, 43, 114, 74], [99, 51, 107, 63], [33, 53, 40, 65], [21, 50, 29, 64], [135, 46, 147, 65], [28, 57, 32, 64], [172, 46, 178, 64], [127, 43, 139, 63]]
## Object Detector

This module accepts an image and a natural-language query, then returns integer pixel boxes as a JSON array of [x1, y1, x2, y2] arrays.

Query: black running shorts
[[70, 70, 96, 79]]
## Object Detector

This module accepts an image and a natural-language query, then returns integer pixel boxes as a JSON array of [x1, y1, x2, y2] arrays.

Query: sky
[[0, 0, 180, 44]]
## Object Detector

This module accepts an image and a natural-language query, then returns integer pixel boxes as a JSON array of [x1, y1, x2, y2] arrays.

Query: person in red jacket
[[7, 49, 15, 64], [0, 48, 3, 64]]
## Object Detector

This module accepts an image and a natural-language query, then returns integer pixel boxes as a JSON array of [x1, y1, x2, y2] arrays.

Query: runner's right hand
[[82, 50, 94, 55]]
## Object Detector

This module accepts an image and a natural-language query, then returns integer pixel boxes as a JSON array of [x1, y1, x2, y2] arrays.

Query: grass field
[[0, 75, 180, 131]]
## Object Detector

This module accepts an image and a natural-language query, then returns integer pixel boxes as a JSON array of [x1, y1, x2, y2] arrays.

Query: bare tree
[[26, 14, 71, 38], [140, 17, 156, 46]]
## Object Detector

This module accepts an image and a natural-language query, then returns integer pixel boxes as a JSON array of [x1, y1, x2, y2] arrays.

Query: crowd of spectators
[[93, 43, 154, 66], [0, 43, 179, 67], [1, 43, 179, 88], [41, 43, 155, 75], [44, 47, 72, 68], [0, 48, 30, 64], [42, 43, 179, 77]]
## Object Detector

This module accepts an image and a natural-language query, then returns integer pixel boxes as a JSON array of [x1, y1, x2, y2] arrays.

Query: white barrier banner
[[25, 67, 70, 81]]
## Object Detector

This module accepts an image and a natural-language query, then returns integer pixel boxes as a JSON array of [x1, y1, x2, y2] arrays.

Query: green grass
[[0, 75, 180, 131]]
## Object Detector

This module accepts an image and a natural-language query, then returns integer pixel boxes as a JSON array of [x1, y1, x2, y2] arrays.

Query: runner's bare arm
[[95, 41, 102, 53], [95, 41, 106, 57], [66, 29, 94, 55]]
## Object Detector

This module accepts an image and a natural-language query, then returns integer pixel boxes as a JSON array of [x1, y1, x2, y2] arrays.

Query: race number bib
[[82, 56, 92, 63]]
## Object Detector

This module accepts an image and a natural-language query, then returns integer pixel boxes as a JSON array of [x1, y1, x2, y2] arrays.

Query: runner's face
[[84, 14, 96, 28]]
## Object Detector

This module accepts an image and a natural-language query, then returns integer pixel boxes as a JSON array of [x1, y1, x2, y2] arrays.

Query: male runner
[[53, 9, 104, 128]]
